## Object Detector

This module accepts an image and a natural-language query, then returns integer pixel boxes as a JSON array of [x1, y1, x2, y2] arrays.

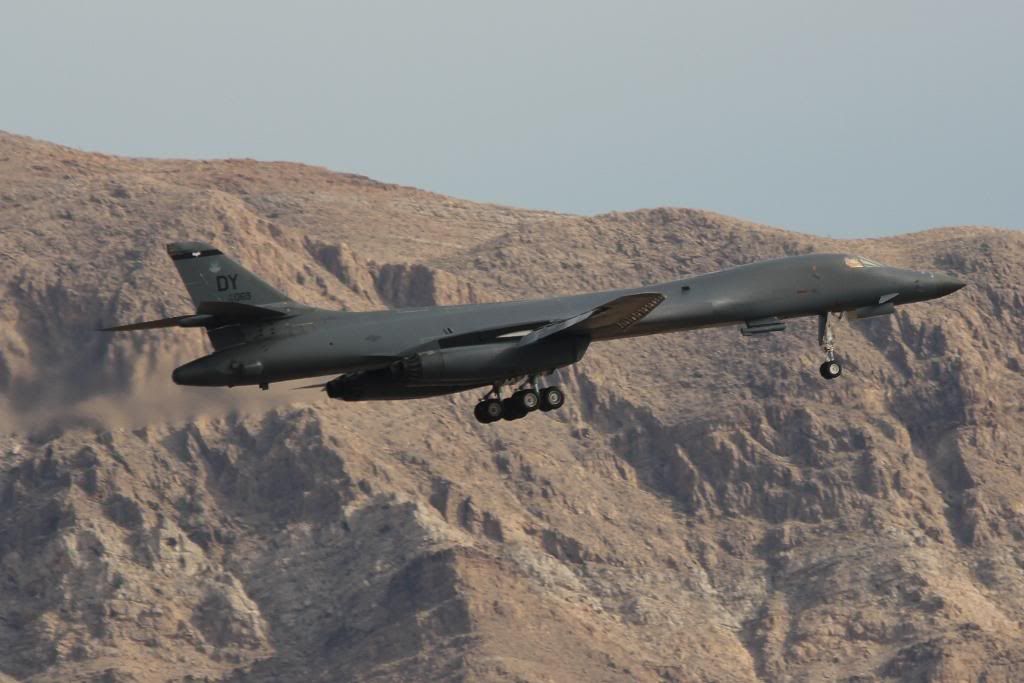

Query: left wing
[[519, 292, 665, 345]]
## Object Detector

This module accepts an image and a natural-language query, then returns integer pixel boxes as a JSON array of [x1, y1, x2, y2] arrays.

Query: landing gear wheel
[[539, 386, 565, 412], [475, 398, 504, 423], [817, 312, 844, 380], [502, 397, 528, 420], [513, 389, 540, 413], [819, 360, 842, 380]]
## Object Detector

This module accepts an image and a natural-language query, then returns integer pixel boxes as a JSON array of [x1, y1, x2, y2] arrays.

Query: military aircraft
[[102, 242, 964, 423]]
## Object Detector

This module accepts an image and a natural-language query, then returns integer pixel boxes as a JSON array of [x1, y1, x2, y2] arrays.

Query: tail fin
[[166, 241, 291, 307], [100, 243, 300, 351]]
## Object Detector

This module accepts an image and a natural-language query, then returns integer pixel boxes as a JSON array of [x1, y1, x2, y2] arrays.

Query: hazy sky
[[2, 1, 1021, 237]]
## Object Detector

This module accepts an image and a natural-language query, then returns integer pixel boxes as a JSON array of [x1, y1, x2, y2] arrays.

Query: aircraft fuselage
[[168, 252, 964, 391]]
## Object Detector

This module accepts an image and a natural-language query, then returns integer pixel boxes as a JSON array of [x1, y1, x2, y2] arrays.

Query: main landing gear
[[818, 312, 843, 380], [473, 379, 565, 424]]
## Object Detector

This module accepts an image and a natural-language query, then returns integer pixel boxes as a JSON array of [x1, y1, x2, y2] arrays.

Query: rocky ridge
[[1, 131, 1023, 681]]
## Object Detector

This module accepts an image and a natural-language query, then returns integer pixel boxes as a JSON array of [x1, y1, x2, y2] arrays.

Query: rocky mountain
[[1, 131, 1022, 682]]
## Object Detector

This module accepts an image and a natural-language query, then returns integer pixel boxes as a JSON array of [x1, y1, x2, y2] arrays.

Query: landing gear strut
[[473, 377, 566, 424], [818, 313, 843, 380]]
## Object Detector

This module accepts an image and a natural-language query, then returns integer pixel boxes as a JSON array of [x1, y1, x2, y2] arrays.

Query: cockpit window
[[844, 256, 883, 268]]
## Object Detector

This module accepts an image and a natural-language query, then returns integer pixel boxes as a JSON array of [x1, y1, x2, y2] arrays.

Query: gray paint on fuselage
[[169, 252, 964, 388]]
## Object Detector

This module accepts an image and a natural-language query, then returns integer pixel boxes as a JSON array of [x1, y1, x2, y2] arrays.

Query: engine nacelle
[[393, 338, 589, 385], [325, 370, 477, 401]]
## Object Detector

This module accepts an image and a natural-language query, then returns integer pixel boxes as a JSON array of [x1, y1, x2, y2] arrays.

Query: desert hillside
[[1, 131, 1023, 682]]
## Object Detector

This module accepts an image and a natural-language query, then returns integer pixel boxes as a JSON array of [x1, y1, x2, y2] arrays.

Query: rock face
[[1, 131, 1023, 681]]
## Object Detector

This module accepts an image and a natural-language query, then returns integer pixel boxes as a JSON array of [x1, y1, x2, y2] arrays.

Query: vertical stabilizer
[[166, 241, 292, 307], [166, 241, 294, 350]]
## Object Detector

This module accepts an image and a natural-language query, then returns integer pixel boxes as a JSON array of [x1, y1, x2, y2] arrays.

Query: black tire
[[502, 397, 527, 420], [539, 386, 565, 412], [819, 360, 842, 380], [480, 398, 503, 422], [514, 389, 540, 412], [473, 402, 490, 423]]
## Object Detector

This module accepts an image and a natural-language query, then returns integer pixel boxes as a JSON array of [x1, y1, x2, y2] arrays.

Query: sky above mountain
[[2, 0, 1020, 237]]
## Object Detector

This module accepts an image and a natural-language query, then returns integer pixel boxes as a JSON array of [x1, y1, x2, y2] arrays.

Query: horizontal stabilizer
[[194, 300, 290, 322], [100, 315, 205, 331], [520, 292, 665, 345], [100, 301, 291, 332]]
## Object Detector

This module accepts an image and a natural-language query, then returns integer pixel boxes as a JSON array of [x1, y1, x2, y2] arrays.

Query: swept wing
[[519, 292, 665, 345]]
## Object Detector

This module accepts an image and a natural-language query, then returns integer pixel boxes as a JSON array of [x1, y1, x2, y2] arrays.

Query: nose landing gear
[[818, 312, 843, 380], [819, 360, 842, 379]]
